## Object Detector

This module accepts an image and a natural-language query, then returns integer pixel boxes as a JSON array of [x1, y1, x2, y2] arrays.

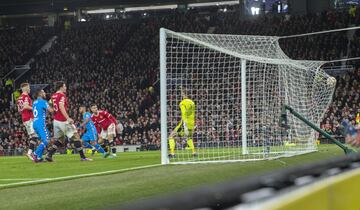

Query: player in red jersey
[[45, 81, 91, 161], [17, 83, 38, 160], [90, 104, 118, 154]]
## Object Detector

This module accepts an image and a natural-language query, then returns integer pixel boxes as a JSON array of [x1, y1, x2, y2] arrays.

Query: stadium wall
[[251, 166, 360, 210], [116, 153, 360, 210]]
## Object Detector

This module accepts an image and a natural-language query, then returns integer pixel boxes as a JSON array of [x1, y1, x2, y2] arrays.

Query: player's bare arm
[[22, 101, 32, 110], [59, 101, 73, 124], [47, 106, 54, 113]]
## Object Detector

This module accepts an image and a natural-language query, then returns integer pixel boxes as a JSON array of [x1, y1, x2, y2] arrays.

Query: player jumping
[[17, 83, 39, 160], [31, 89, 54, 162], [79, 105, 113, 158], [46, 81, 92, 161], [168, 89, 197, 158], [90, 104, 118, 155]]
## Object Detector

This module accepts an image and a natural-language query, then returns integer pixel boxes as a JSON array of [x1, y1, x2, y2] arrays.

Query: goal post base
[[280, 105, 357, 155]]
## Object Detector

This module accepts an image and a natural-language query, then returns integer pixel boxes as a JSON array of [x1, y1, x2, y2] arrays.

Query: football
[[327, 76, 336, 86]]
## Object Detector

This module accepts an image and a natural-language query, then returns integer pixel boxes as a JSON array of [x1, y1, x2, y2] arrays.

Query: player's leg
[[65, 123, 92, 161], [93, 135, 103, 156], [29, 135, 39, 155], [90, 138, 111, 158], [106, 123, 117, 155], [25, 120, 39, 160], [46, 139, 63, 162], [91, 132, 110, 158], [32, 125, 49, 162], [184, 123, 196, 155], [168, 131, 177, 157], [168, 121, 182, 158], [83, 141, 94, 150], [82, 132, 108, 157], [186, 138, 196, 155], [82, 133, 96, 150], [46, 120, 65, 161], [72, 134, 92, 161], [34, 129, 49, 160], [100, 129, 109, 153]]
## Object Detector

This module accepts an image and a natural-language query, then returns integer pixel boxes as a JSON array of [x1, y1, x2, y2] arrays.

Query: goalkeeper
[[168, 89, 197, 158]]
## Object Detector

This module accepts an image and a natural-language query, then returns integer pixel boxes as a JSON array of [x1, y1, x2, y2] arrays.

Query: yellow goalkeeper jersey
[[179, 98, 196, 129]]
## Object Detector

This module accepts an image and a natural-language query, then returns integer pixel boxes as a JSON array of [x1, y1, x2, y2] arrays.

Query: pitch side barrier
[[112, 153, 360, 210]]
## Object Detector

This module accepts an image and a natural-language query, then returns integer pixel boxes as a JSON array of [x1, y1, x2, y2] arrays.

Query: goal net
[[160, 28, 336, 164]]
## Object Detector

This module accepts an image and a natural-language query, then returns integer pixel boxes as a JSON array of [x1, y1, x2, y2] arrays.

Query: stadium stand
[[0, 6, 359, 155], [0, 26, 53, 78], [322, 68, 360, 136]]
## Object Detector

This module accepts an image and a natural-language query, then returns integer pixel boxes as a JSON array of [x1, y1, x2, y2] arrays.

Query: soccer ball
[[327, 76, 336, 87]]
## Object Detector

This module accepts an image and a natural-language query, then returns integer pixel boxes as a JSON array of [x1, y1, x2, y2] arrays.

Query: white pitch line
[[0, 178, 47, 181], [0, 164, 162, 189]]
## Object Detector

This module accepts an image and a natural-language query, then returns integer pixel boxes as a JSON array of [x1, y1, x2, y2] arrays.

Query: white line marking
[[0, 178, 46, 181], [0, 164, 162, 189], [277, 160, 287, 165]]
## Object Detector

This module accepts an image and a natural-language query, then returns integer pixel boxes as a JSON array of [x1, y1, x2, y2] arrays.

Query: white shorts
[[100, 123, 116, 139], [24, 119, 36, 137], [53, 120, 77, 139]]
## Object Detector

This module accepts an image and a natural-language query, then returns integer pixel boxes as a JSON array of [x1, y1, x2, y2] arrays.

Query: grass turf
[[0, 144, 348, 210]]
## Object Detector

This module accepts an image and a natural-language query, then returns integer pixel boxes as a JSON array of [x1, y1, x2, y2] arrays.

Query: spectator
[[1, 7, 360, 153]]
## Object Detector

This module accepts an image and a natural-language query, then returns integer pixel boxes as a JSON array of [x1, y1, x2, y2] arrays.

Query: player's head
[[90, 104, 98, 114], [55, 81, 67, 93], [20, 83, 30, 94], [34, 89, 46, 99], [79, 105, 87, 114]]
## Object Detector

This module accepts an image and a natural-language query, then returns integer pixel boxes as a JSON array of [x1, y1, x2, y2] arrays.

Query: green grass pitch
[[0, 145, 348, 210]]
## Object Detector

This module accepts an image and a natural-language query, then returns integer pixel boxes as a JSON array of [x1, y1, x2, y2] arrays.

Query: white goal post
[[160, 28, 336, 164]]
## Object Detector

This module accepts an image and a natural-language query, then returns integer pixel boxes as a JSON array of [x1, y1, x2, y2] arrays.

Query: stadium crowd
[[1, 6, 360, 155], [216, 9, 349, 61], [0, 26, 53, 78], [321, 68, 360, 136]]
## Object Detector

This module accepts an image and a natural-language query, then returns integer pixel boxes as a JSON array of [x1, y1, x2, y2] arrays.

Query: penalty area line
[[0, 164, 162, 190]]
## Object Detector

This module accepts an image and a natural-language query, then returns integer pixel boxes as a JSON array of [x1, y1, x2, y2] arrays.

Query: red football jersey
[[17, 93, 33, 122], [51, 92, 68, 122], [91, 110, 117, 130]]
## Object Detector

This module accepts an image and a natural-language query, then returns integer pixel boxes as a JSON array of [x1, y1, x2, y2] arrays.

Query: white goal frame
[[159, 28, 335, 164]]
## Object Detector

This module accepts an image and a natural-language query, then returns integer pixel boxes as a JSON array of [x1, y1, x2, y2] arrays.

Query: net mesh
[[162, 29, 335, 163]]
